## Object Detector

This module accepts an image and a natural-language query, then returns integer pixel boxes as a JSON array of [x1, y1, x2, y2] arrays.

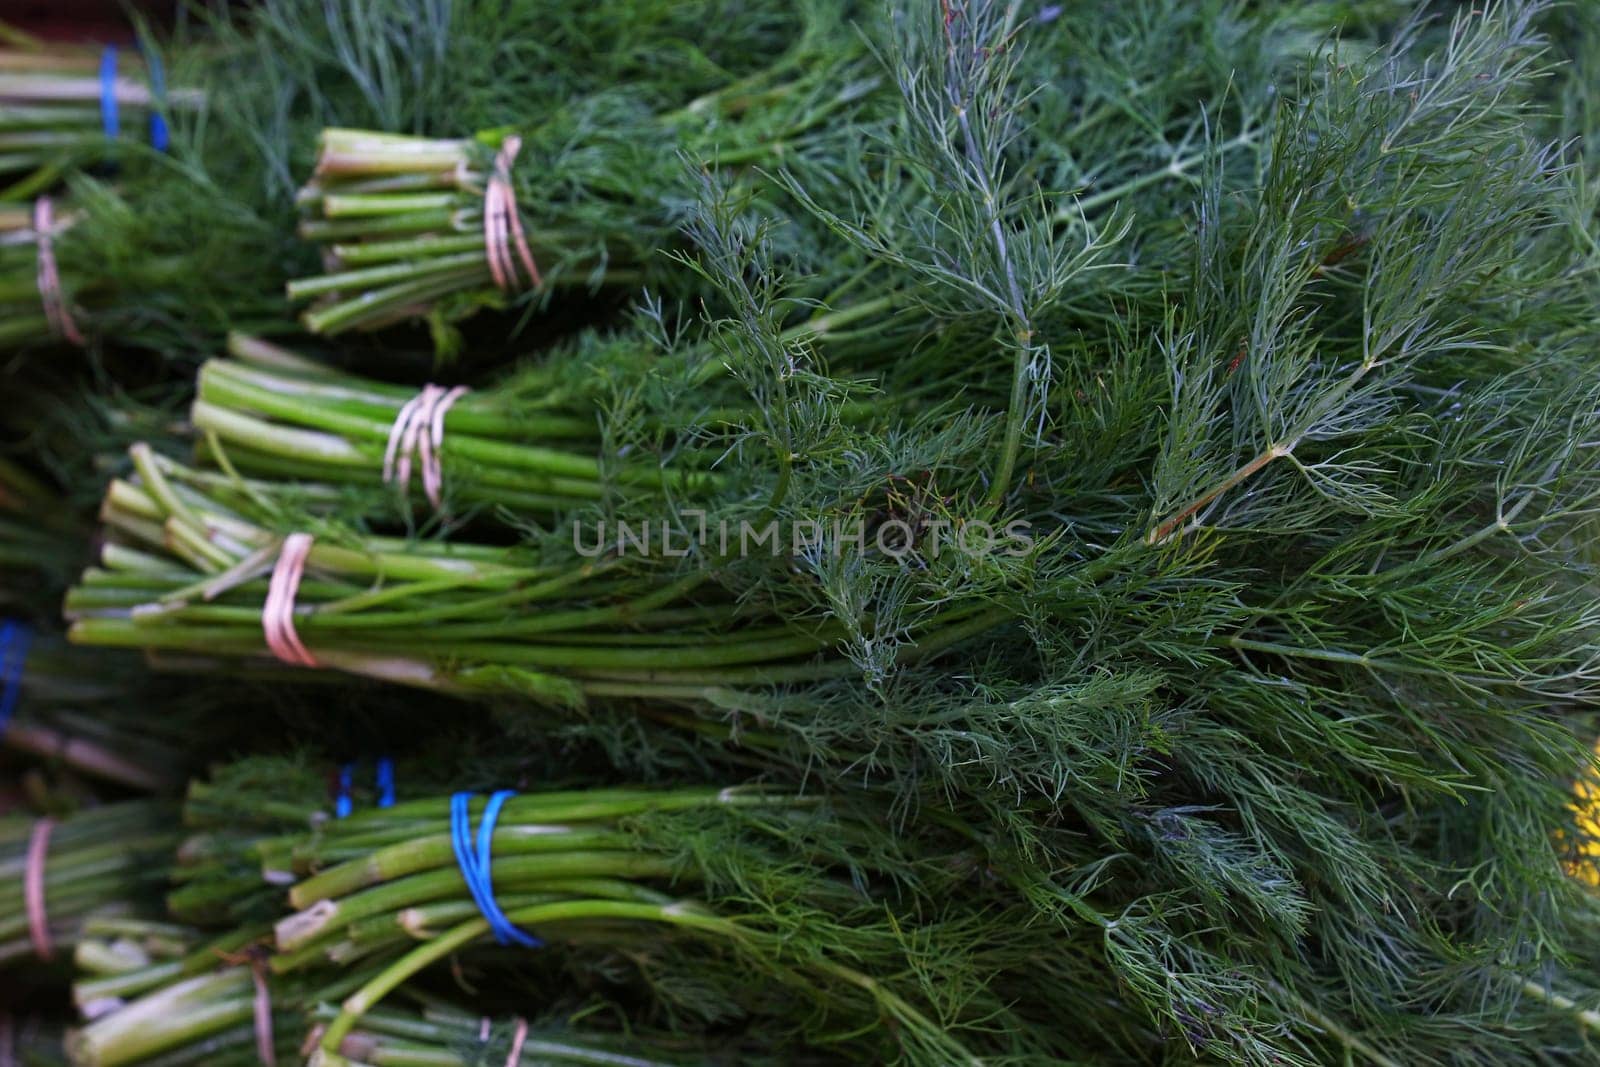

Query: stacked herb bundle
[[66, 935, 309, 1067], [73, 758, 1052, 1065], [65, 445, 1014, 705], [0, 802, 176, 972], [285, 63, 877, 340], [0, 39, 200, 198], [0, 172, 295, 354], [62, 2, 1600, 1061], [189, 333, 712, 521], [71, 915, 197, 995]]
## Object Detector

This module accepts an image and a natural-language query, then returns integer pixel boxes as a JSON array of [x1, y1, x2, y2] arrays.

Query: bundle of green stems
[[285, 39, 876, 338], [69, 771, 1010, 1066], [193, 290, 902, 521], [0, 801, 177, 970], [256, 785, 990, 1065], [65, 445, 1004, 705], [0, 41, 201, 198], [67, 933, 335, 1067], [0, 198, 86, 349], [0, 178, 269, 353], [71, 915, 198, 1009], [192, 334, 704, 519]]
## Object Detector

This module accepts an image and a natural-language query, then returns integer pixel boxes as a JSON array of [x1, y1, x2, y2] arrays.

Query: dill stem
[[1518, 979, 1600, 1036], [1268, 982, 1403, 1067], [1061, 126, 1260, 219], [1147, 343, 1393, 543], [1145, 443, 1282, 544], [0, 721, 174, 792], [987, 329, 1035, 512], [809, 957, 983, 1067], [316, 900, 731, 1054]]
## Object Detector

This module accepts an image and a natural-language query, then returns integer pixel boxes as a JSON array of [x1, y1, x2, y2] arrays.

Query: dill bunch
[[46, 0, 1600, 1060], [284, 51, 878, 343], [79, 757, 1063, 1065], [0, 802, 177, 974], [0, 34, 200, 199]]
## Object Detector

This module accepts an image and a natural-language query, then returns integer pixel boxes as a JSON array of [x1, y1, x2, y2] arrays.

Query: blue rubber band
[[142, 48, 169, 152], [335, 764, 354, 819], [450, 791, 541, 948], [99, 47, 120, 141], [0, 621, 32, 738], [376, 758, 396, 808]]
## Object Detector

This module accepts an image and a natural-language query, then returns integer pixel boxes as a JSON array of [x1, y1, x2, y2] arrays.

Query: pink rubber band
[[504, 1017, 528, 1067], [33, 199, 85, 347], [382, 385, 468, 510], [482, 136, 541, 291], [478, 1017, 491, 1042], [24, 818, 54, 961], [382, 388, 434, 492], [251, 960, 277, 1067], [262, 534, 317, 668]]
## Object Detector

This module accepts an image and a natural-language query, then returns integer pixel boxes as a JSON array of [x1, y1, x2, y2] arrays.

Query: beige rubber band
[[504, 1017, 528, 1067], [251, 960, 277, 1066], [382, 385, 469, 510], [24, 818, 54, 961], [33, 198, 85, 346], [482, 136, 541, 291], [262, 534, 317, 668]]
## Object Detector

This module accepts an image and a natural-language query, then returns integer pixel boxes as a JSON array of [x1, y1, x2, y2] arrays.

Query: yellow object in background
[[1569, 740, 1600, 888]]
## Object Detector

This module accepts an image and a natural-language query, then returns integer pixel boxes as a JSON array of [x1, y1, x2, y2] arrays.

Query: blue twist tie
[[99, 47, 120, 140], [450, 791, 541, 948], [0, 621, 32, 739], [376, 758, 396, 808], [143, 48, 169, 152], [335, 763, 354, 819]]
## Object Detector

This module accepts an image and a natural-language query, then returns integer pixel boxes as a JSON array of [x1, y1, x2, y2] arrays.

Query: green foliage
[[34, 0, 1600, 1062]]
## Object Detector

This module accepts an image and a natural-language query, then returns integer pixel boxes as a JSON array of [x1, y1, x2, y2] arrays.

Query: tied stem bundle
[[0, 801, 177, 970], [190, 334, 712, 520], [242, 782, 996, 1066], [66, 943, 308, 1067], [0, 198, 85, 349], [0, 41, 201, 198], [190, 300, 903, 522], [285, 36, 878, 340], [74, 766, 1021, 1066], [65, 449, 1009, 705]]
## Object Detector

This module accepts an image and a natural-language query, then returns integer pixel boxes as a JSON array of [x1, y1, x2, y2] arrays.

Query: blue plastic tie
[[0, 621, 32, 738], [450, 791, 542, 948], [335, 764, 354, 819], [376, 758, 396, 808], [99, 47, 120, 141], [143, 47, 169, 152]]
